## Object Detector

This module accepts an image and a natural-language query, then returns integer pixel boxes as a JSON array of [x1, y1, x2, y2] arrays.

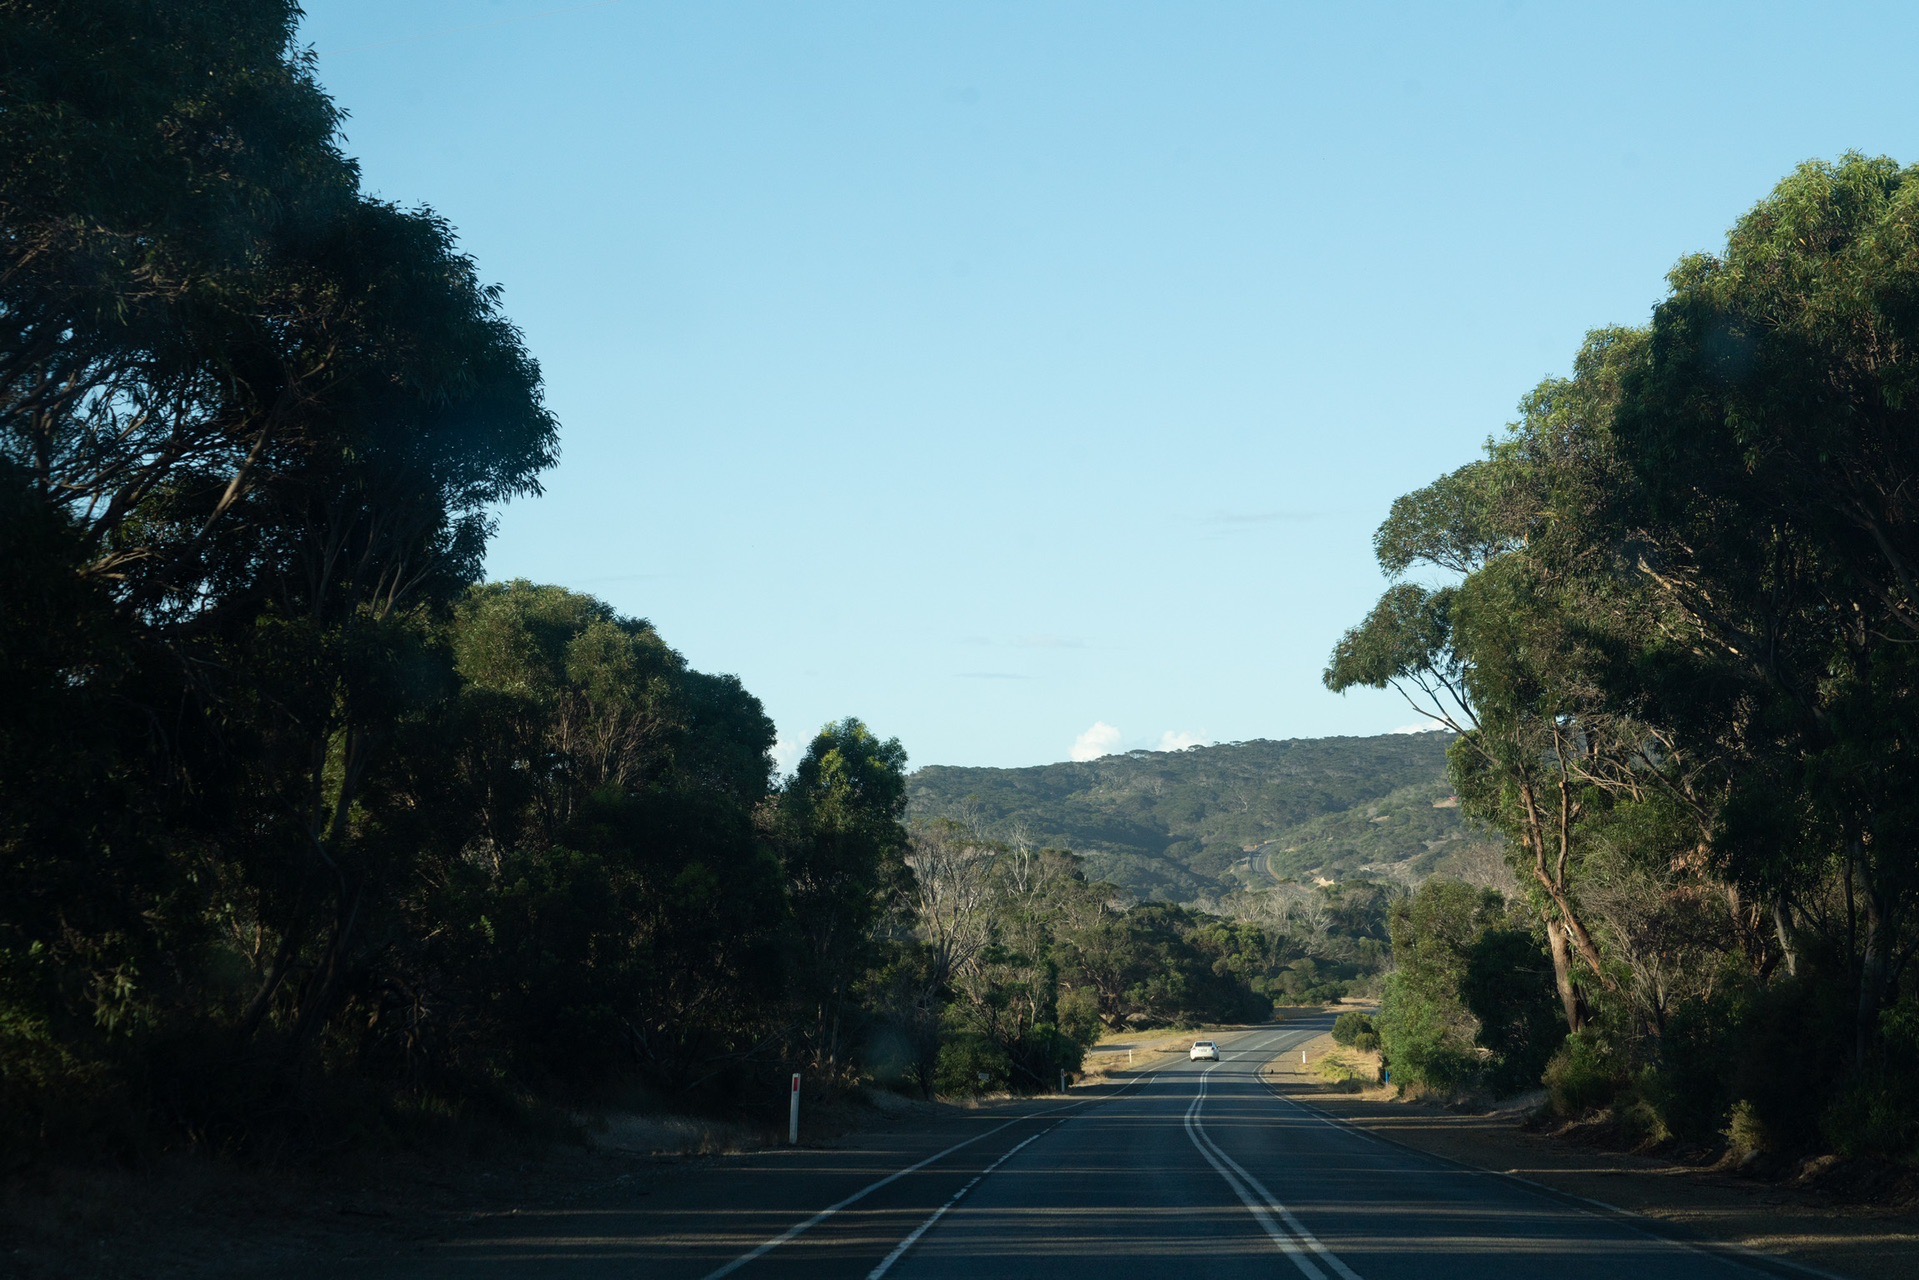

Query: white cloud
[[1070, 721, 1124, 762], [1158, 730, 1211, 752], [772, 735, 805, 777], [1391, 722, 1447, 734], [1013, 634, 1087, 650]]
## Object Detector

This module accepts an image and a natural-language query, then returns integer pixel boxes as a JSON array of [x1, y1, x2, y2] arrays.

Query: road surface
[[374, 1015, 1817, 1280]]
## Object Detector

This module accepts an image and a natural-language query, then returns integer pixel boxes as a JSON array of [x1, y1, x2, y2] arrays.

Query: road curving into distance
[[372, 1014, 1834, 1280]]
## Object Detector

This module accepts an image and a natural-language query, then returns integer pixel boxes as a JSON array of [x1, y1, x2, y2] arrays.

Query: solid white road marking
[[864, 1127, 1051, 1279], [1184, 1065, 1363, 1280]]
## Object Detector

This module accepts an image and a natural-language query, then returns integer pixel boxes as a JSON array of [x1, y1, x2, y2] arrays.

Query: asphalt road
[[373, 1016, 1811, 1280]]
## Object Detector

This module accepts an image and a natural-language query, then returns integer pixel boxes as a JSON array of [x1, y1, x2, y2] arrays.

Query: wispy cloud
[[1070, 721, 1123, 762], [772, 735, 805, 777], [1199, 509, 1328, 538], [1158, 729, 1211, 751], [961, 633, 1089, 650], [1392, 722, 1447, 734], [1013, 634, 1087, 650]]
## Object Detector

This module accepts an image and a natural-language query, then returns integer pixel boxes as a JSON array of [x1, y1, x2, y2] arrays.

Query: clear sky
[[300, 1, 1919, 771]]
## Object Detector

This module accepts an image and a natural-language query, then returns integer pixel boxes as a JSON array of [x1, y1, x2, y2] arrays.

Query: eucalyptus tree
[[0, 0, 350, 580], [779, 719, 914, 1078], [1, 0, 558, 1109], [1327, 413, 1613, 1028], [1324, 328, 1727, 1035], [1606, 154, 1919, 1063]]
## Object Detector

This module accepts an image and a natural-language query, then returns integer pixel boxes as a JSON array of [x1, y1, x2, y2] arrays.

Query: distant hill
[[905, 732, 1507, 903]]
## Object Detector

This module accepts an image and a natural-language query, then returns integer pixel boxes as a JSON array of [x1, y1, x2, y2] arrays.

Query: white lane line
[[1183, 1066, 1363, 1280], [865, 1126, 1052, 1279], [698, 1074, 1149, 1280]]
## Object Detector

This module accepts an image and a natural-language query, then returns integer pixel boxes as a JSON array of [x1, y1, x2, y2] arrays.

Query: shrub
[[1543, 1031, 1622, 1116], [1820, 1080, 1919, 1159], [1058, 987, 1104, 1049], [1727, 974, 1852, 1153], [1635, 992, 1737, 1143], [1820, 996, 1919, 1159], [935, 1034, 1008, 1096], [1331, 1011, 1375, 1046], [1375, 972, 1478, 1095], [1726, 1099, 1771, 1157]]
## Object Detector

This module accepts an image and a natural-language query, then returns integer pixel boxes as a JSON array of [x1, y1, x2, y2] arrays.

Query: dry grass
[[1312, 1044, 1383, 1092], [1259, 1031, 1396, 1101], [587, 1112, 760, 1156]]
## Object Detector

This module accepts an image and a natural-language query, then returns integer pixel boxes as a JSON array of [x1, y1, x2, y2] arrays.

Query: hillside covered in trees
[[907, 734, 1505, 902]]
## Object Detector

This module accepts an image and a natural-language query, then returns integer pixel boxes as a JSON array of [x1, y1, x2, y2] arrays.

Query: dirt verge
[[1263, 1032, 1919, 1280]]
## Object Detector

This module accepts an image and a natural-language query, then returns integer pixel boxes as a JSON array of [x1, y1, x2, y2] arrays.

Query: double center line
[[1182, 1060, 1364, 1280]]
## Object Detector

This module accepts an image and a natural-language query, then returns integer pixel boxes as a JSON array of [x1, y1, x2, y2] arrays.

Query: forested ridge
[[1331, 154, 1919, 1164], [906, 733, 1502, 901], [0, 1, 1316, 1163]]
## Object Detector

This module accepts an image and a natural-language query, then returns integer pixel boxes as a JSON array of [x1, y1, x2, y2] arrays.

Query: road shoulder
[[1, 1088, 1105, 1280], [1261, 1035, 1919, 1280]]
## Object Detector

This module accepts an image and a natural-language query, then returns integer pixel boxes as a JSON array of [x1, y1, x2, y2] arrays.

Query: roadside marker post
[[788, 1073, 801, 1145], [1059, 1070, 1067, 1093]]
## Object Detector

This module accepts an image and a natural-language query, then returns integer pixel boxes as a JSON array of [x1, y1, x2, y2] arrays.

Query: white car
[[1189, 1040, 1220, 1061]]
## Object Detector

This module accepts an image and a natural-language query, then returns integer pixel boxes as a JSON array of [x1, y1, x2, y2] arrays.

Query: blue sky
[[301, 1, 1919, 770]]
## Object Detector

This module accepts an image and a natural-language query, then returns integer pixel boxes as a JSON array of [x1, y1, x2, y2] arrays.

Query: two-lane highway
[[372, 1018, 1815, 1279], [864, 1019, 1789, 1280]]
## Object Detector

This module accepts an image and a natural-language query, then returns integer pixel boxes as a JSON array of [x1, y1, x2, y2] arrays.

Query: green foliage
[[1375, 880, 1561, 1097], [1376, 971, 1478, 1095], [935, 1032, 1010, 1096], [1461, 928, 1565, 1095]]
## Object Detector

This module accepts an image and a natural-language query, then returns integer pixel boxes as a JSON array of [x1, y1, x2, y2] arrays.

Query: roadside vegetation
[[1330, 154, 1919, 1166]]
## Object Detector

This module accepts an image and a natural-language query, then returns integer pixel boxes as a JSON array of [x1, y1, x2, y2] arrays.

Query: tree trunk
[[1772, 900, 1798, 979], [1546, 917, 1590, 1034], [1856, 869, 1886, 1069]]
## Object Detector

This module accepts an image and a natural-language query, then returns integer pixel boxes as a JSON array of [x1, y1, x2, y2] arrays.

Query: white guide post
[[788, 1072, 801, 1144], [1301, 1049, 1308, 1065]]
